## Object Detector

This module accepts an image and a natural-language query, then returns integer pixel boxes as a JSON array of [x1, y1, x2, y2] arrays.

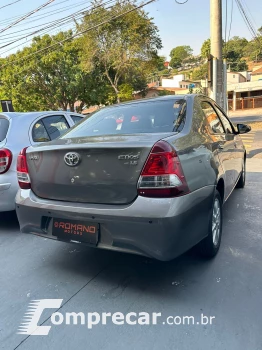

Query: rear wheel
[[236, 158, 246, 189], [198, 190, 222, 258]]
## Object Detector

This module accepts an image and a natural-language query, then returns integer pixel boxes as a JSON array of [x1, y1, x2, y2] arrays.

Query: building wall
[[162, 74, 185, 88], [227, 80, 262, 94], [179, 81, 190, 88], [227, 73, 246, 84], [239, 71, 251, 81], [251, 73, 262, 82]]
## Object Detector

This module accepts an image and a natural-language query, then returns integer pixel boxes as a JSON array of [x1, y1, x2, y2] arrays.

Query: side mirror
[[237, 123, 251, 134]]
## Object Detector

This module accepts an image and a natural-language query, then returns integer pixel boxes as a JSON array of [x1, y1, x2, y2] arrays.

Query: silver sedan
[[15, 95, 250, 261]]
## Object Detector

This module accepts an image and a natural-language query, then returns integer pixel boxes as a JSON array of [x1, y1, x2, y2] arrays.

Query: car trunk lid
[[26, 134, 176, 204]]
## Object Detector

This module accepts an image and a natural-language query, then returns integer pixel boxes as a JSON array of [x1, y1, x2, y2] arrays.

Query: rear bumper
[[16, 186, 215, 261]]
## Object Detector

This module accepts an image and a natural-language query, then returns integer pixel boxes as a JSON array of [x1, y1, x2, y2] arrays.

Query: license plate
[[52, 218, 99, 245]]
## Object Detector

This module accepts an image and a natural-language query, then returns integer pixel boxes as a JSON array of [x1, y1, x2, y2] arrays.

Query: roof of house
[[82, 106, 99, 114], [147, 82, 159, 88], [250, 67, 262, 75]]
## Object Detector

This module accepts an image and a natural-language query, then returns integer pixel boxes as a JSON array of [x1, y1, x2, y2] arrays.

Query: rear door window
[[0, 118, 9, 142], [201, 102, 225, 134], [41, 115, 70, 140], [71, 115, 83, 124], [32, 120, 50, 142], [62, 99, 187, 138]]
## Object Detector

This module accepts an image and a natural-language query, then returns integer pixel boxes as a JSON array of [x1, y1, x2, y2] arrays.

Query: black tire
[[236, 158, 246, 189], [198, 190, 223, 258]]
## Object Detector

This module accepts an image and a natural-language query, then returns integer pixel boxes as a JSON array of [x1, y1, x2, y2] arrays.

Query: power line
[[0, 0, 21, 10], [235, 0, 262, 55], [235, 0, 259, 39], [224, 0, 228, 55], [227, 0, 234, 43], [0, 0, 70, 25], [0, 0, 117, 55], [0, 1, 95, 48], [0, 0, 87, 32], [241, 0, 258, 30], [1, 0, 156, 70], [224, 0, 234, 58], [0, 0, 55, 34]]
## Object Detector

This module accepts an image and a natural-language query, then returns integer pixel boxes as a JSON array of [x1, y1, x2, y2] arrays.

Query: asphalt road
[[0, 160, 262, 350], [229, 114, 262, 123]]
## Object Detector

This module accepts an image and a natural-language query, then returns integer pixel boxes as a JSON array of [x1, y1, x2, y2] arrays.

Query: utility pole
[[210, 0, 224, 108]]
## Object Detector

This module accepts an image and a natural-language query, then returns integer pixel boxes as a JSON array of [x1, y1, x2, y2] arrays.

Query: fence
[[228, 96, 262, 110]]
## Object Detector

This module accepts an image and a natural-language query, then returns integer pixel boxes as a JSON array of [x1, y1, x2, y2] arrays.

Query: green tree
[[191, 63, 208, 80], [244, 39, 262, 61], [118, 83, 134, 101], [0, 31, 108, 111], [224, 37, 248, 71], [201, 39, 211, 58], [80, 1, 162, 103], [169, 45, 193, 68], [156, 56, 167, 71], [200, 36, 248, 72], [224, 36, 248, 57]]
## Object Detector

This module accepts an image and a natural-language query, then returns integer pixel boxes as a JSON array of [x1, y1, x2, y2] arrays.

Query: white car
[[0, 111, 83, 212]]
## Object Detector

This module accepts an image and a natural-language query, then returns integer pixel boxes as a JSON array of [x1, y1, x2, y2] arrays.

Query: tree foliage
[[79, 0, 162, 103], [201, 39, 210, 59], [223, 37, 248, 71], [0, 31, 109, 111], [243, 37, 262, 61], [199, 36, 248, 72], [169, 45, 193, 68], [191, 63, 208, 80]]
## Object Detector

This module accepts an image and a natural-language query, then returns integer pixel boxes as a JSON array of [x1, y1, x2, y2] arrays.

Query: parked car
[[0, 111, 83, 212], [15, 95, 250, 261]]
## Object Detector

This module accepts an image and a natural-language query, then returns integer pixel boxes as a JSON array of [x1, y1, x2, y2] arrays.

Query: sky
[[0, 0, 262, 59]]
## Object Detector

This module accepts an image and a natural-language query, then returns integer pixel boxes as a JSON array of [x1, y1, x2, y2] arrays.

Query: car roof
[[0, 111, 82, 121]]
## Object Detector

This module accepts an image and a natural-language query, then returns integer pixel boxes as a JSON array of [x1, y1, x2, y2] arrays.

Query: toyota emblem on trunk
[[64, 152, 81, 167]]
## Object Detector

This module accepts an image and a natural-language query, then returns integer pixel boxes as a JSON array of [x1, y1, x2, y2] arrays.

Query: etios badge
[[64, 152, 81, 167]]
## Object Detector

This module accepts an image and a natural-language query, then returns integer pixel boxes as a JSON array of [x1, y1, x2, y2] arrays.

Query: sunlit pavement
[[0, 162, 261, 350]]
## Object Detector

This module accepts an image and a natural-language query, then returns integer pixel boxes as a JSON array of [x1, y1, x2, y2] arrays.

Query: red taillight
[[17, 147, 31, 189], [138, 140, 189, 198], [0, 148, 12, 174]]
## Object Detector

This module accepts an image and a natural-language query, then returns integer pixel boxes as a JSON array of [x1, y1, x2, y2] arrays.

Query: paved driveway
[[0, 160, 261, 350]]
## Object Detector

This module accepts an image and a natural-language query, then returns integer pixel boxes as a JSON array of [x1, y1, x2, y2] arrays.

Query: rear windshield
[[62, 99, 186, 138], [0, 118, 9, 142]]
